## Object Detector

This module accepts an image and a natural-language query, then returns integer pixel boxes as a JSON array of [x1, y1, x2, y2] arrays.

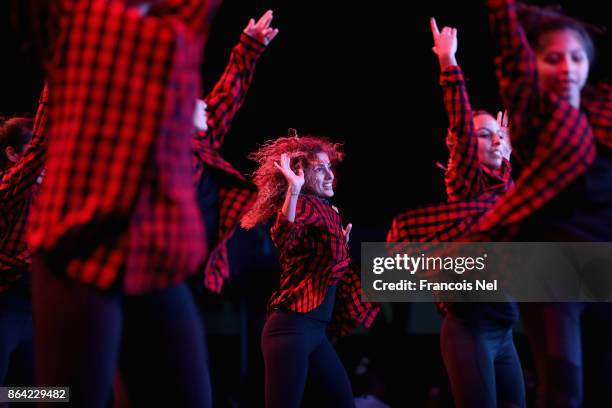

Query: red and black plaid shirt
[[461, 0, 611, 240], [192, 33, 265, 293], [0, 86, 48, 293], [28, 0, 210, 294], [270, 195, 379, 337]]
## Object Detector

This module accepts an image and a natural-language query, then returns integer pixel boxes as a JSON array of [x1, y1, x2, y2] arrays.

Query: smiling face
[[474, 113, 505, 170], [535, 29, 590, 108], [305, 152, 335, 198]]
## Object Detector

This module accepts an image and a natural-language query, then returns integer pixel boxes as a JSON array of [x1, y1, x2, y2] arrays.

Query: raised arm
[[197, 10, 277, 151], [274, 153, 304, 223], [431, 18, 482, 201], [486, 0, 541, 162], [0, 85, 48, 205], [147, 0, 210, 35]]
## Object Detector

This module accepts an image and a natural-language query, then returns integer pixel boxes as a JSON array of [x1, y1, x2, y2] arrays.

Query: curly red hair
[[241, 135, 344, 229]]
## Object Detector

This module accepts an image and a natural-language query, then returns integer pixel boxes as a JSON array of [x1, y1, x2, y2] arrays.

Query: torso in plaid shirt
[[192, 33, 266, 293], [28, 0, 210, 294], [270, 195, 379, 337], [442, 65, 513, 203], [388, 65, 513, 244], [466, 0, 612, 241], [0, 87, 48, 293]]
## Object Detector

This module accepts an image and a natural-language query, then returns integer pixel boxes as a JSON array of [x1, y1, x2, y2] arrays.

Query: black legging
[[32, 259, 211, 408], [261, 310, 355, 408], [0, 274, 34, 386], [440, 310, 525, 408], [520, 302, 612, 408]]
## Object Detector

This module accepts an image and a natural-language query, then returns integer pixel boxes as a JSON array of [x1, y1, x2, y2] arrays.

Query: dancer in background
[[473, 1, 612, 406], [0, 89, 47, 386], [431, 17, 524, 408], [388, 18, 523, 408]]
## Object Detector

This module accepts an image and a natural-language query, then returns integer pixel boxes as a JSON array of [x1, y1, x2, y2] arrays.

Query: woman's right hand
[[274, 153, 304, 193], [430, 17, 458, 69]]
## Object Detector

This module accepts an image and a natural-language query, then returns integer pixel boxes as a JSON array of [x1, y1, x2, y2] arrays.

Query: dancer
[[242, 134, 379, 408], [0, 91, 47, 385], [387, 18, 524, 408], [27, 2, 214, 406], [430, 17, 525, 408], [474, 1, 612, 406]]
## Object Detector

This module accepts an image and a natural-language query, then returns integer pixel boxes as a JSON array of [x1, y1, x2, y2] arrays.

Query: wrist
[[438, 54, 457, 70], [288, 185, 302, 195], [242, 31, 267, 49]]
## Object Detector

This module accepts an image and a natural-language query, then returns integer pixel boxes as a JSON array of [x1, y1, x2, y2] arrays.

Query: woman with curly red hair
[[242, 133, 379, 408]]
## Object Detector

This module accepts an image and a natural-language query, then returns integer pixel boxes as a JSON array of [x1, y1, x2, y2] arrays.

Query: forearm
[[440, 66, 481, 198], [201, 33, 265, 149], [487, 0, 536, 82], [487, 0, 549, 165], [0, 86, 48, 202], [487, 0, 538, 119], [437, 54, 458, 71], [441, 66, 474, 141], [280, 185, 301, 223], [147, 0, 209, 34]]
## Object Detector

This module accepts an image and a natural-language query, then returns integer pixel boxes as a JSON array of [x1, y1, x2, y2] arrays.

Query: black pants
[[440, 311, 525, 408], [520, 302, 612, 408], [32, 259, 211, 408], [0, 274, 34, 386], [261, 310, 354, 408]]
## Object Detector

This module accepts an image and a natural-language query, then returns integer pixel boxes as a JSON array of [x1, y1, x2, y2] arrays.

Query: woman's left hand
[[343, 223, 352, 243], [497, 110, 512, 160], [244, 10, 279, 46]]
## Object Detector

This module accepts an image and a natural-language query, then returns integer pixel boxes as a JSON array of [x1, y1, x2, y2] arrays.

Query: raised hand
[[430, 17, 458, 69], [244, 10, 279, 46], [496, 110, 509, 128], [274, 153, 304, 192], [343, 223, 353, 243], [496, 110, 512, 160]]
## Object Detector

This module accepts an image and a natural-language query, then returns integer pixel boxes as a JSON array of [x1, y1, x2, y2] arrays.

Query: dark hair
[[517, 3, 598, 65], [0, 116, 33, 169]]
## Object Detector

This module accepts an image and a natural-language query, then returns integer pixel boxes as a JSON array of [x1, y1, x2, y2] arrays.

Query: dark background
[[1, 1, 610, 406], [3, 0, 609, 229]]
